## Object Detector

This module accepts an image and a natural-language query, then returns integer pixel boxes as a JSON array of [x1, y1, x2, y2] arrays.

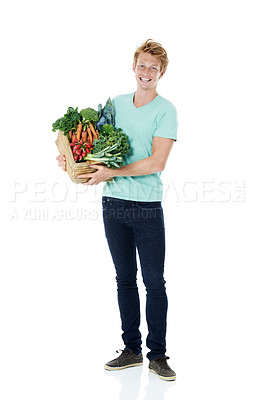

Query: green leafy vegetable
[[83, 124, 130, 168], [96, 98, 115, 130], [99, 124, 115, 136], [52, 107, 82, 136]]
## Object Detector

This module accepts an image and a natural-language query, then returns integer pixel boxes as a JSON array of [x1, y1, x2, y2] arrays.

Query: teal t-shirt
[[102, 92, 178, 202]]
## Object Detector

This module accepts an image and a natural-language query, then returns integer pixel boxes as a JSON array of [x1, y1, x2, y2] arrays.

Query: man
[[57, 39, 178, 381]]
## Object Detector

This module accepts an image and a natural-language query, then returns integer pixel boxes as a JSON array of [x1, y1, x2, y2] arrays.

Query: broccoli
[[80, 108, 99, 124]]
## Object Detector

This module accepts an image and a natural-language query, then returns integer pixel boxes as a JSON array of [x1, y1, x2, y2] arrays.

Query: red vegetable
[[82, 151, 86, 157], [74, 155, 78, 161], [76, 149, 82, 155], [73, 144, 81, 151]]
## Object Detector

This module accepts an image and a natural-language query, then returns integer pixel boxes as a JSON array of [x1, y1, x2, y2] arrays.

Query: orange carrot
[[87, 127, 93, 143], [69, 130, 72, 141], [76, 123, 82, 140], [72, 134, 76, 142], [89, 123, 97, 140], [82, 131, 87, 141]]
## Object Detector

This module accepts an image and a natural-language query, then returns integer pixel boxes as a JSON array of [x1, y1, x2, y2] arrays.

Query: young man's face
[[132, 52, 164, 92]]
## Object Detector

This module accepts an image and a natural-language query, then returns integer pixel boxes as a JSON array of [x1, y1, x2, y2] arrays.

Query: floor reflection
[[104, 366, 142, 400], [104, 365, 175, 400], [145, 372, 176, 399]]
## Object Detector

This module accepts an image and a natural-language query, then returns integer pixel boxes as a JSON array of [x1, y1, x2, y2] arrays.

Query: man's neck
[[133, 89, 158, 108]]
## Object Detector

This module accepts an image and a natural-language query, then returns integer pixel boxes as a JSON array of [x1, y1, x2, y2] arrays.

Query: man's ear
[[132, 62, 136, 73], [159, 70, 165, 79]]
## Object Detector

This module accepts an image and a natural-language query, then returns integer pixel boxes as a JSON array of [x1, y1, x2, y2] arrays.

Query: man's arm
[[79, 137, 175, 185], [112, 137, 175, 177]]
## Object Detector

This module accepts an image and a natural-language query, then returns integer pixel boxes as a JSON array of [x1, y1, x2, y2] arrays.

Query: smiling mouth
[[139, 77, 151, 82]]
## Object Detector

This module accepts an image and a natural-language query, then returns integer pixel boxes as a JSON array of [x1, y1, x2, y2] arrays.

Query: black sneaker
[[104, 349, 143, 371], [149, 356, 176, 381]]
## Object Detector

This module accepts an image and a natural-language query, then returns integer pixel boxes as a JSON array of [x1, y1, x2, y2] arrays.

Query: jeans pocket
[[136, 203, 163, 222], [137, 201, 162, 211]]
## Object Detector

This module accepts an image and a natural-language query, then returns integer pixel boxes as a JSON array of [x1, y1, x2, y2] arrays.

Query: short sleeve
[[154, 105, 178, 141]]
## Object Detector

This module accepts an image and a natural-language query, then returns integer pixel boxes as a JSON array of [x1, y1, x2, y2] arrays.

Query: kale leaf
[[96, 98, 115, 130], [93, 124, 130, 157], [83, 124, 130, 168], [52, 107, 82, 136]]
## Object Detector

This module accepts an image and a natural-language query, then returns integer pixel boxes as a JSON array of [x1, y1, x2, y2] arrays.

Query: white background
[[1, 0, 256, 399]]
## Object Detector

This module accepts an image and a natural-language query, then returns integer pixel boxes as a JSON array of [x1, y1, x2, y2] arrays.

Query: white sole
[[149, 368, 176, 381], [104, 362, 143, 371]]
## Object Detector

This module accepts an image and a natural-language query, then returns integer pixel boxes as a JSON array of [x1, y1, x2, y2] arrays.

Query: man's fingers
[[56, 154, 67, 172], [78, 174, 88, 179], [78, 173, 94, 179], [83, 179, 96, 185], [56, 155, 66, 161]]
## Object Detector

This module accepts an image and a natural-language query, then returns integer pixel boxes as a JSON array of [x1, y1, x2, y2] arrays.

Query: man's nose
[[143, 67, 151, 74]]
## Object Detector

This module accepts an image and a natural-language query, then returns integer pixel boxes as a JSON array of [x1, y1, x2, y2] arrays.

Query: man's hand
[[56, 155, 66, 171], [78, 164, 113, 185]]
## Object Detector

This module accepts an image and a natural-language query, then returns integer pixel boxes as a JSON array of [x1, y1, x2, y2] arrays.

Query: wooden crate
[[55, 131, 113, 184]]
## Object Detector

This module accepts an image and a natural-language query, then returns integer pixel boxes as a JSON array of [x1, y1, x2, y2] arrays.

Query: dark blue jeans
[[102, 196, 168, 361]]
